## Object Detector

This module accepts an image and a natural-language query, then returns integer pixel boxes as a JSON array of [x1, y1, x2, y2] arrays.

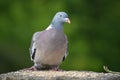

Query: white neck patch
[[46, 25, 53, 30]]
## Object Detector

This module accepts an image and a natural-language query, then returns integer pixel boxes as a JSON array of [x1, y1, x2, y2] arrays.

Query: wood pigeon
[[29, 12, 71, 70]]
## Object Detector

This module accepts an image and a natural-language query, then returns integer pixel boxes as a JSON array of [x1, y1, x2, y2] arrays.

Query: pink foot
[[23, 66, 38, 71], [50, 66, 63, 71], [29, 66, 38, 71]]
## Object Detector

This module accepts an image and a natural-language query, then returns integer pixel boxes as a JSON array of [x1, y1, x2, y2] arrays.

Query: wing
[[29, 32, 41, 61], [62, 35, 68, 61]]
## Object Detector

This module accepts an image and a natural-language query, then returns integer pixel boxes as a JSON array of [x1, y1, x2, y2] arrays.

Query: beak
[[65, 18, 71, 24]]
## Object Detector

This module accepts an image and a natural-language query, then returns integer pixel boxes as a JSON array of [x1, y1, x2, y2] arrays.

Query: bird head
[[51, 12, 71, 25]]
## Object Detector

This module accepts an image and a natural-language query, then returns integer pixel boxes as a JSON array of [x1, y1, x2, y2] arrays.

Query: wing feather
[[29, 32, 41, 61], [63, 35, 68, 61]]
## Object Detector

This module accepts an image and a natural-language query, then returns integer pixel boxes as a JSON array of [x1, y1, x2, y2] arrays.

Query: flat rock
[[0, 70, 120, 80]]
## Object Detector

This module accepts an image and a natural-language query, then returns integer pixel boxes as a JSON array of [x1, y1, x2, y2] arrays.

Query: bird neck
[[51, 21, 64, 30]]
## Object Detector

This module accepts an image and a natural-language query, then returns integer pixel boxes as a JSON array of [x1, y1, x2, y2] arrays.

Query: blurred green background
[[0, 0, 120, 74]]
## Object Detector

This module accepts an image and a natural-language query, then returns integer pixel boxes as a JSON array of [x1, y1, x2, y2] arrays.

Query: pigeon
[[29, 12, 70, 71]]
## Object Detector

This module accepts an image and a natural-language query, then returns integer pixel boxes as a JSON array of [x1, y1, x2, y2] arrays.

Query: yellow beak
[[65, 18, 71, 24]]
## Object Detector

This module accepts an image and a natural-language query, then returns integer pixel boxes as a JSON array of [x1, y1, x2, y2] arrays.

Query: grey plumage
[[29, 12, 70, 70]]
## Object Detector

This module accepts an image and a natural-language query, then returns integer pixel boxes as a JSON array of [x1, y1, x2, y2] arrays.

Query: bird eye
[[60, 15, 62, 17]]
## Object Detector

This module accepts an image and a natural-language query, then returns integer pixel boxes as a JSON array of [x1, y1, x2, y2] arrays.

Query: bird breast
[[34, 28, 67, 65]]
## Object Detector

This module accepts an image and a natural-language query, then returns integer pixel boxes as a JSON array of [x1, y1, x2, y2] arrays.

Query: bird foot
[[23, 66, 63, 71], [50, 67, 63, 71], [51, 68, 59, 71], [24, 66, 38, 71], [29, 66, 38, 71]]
